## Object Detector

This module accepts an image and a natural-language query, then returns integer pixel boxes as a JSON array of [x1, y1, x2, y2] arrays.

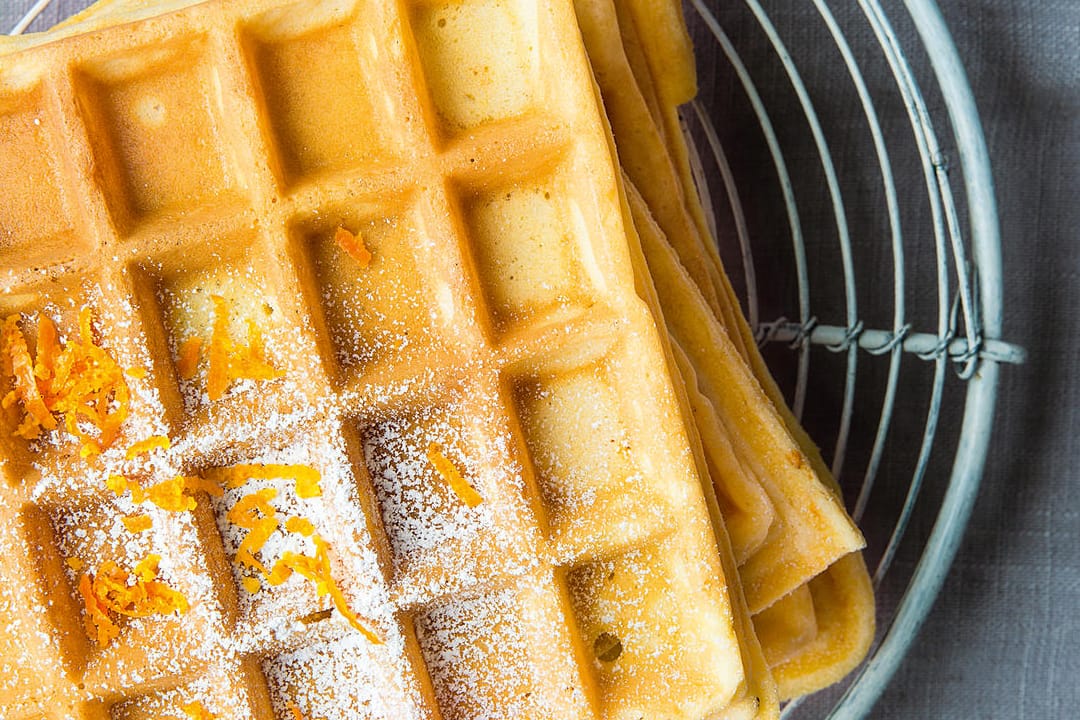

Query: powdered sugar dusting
[[203, 429, 391, 653], [414, 579, 590, 720], [360, 395, 538, 604], [262, 625, 427, 720], [0, 496, 71, 706], [566, 532, 743, 717], [512, 361, 673, 561], [0, 274, 738, 720], [109, 661, 264, 719]]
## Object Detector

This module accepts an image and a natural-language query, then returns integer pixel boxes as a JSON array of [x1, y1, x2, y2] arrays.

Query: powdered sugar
[[360, 395, 539, 604], [263, 625, 427, 720]]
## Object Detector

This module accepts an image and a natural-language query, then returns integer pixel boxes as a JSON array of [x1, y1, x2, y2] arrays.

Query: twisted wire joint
[[827, 319, 865, 353], [788, 316, 818, 350], [866, 323, 912, 356]]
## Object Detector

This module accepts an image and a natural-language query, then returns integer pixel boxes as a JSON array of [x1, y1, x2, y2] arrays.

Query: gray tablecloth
[[2, 1, 1077, 718], [877, 3, 1079, 718]]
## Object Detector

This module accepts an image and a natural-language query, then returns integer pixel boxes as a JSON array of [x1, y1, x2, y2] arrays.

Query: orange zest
[[122, 514, 153, 533], [50, 308, 130, 455], [176, 337, 202, 380], [211, 463, 322, 498], [334, 226, 372, 267], [145, 476, 198, 512], [78, 556, 189, 648], [1, 309, 131, 455], [183, 474, 224, 498], [426, 443, 483, 507], [126, 434, 170, 460], [79, 572, 119, 647], [108, 474, 147, 504], [108, 473, 219, 510], [203, 295, 283, 401], [66, 557, 84, 572], [1, 315, 57, 439], [266, 533, 381, 644], [134, 554, 162, 582], [34, 315, 61, 386], [228, 488, 279, 575], [287, 701, 314, 720], [239, 517, 279, 575], [180, 701, 219, 720], [227, 488, 278, 527], [285, 516, 315, 537], [241, 576, 262, 594]]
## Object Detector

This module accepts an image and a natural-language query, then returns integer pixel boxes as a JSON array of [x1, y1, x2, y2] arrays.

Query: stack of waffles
[[0, 1, 874, 718]]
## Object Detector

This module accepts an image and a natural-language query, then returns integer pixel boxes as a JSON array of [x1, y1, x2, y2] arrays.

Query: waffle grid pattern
[[0, 1, 740, 718]]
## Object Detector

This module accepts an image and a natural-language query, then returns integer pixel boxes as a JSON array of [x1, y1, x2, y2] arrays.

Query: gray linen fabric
[[1, 1, 1076, 718], [876, 3, 1078, 719]]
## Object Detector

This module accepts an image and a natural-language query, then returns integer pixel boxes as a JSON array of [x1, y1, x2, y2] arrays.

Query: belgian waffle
[[591, 0, 875, 699], [0, 1, 757, 718]]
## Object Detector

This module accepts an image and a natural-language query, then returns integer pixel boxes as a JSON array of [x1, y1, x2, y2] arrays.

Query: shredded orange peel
[[1, 309, 135, 455], [227, 484, 325, 594], [265, 533, 381, 644], [210, 462, 322, 498], [228, 487, 279, 575], [180, 701, 219, 720], [78, 554, 189, 648], [183, 475, 225, 498], [334, 226, 372, 267], [107, 473, 221, 511], [176, 337, 202, 380], [1, 315, 55, 438], [190, 295, 284, 401], [285, 516, 315, 537], [126, 434, 170, 460], [122, 514, 153, 533], [426, 443, 483, 507], [220, 484, 379, 642], [288, 702, 327, 720], [145, 476, 197, 511], [108, 473, 145, 503], [146, 475, 222, 512]]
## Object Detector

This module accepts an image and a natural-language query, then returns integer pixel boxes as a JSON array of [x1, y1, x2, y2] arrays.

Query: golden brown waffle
[[624, 145, 873, 703], [580, 0, 865, 611], [600, 1, 875, 699], [0, 1, 756, 718]]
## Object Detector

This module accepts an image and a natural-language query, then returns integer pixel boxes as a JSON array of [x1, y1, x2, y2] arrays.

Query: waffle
[[595, 1, 875, 698], [623, 174, 870, 698], [0, 1, 761, 718], [580, 0, 867, 611]]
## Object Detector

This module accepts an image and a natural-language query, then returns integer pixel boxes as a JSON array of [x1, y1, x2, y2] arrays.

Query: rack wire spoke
[[9, 0, 54, 35], [688, 99, 761, 332], [689, 0, 813, 421]]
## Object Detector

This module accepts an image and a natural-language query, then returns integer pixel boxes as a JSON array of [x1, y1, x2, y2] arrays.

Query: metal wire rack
[[6, 0, 1025, 718], [681, 0, 1025, 716]]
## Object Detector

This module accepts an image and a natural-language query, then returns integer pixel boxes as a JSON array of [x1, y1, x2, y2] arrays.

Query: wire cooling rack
[[6, 1, 1025, 718], [681, 0, 1025, 717]]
